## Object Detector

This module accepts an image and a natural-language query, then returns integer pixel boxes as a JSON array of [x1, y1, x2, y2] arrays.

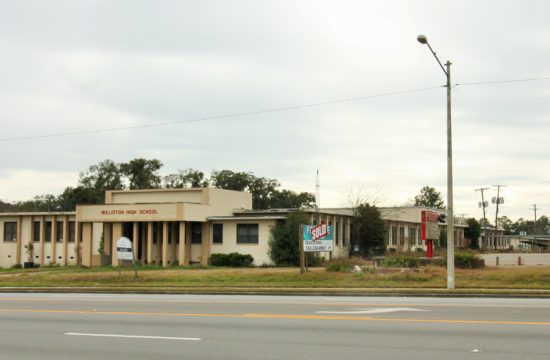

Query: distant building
[[379, 207, 467, 252]]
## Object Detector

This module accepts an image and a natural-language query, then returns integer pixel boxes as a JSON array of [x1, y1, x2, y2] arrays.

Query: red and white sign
[[421, 210, 440, 241], [310, 223, 329, 241]]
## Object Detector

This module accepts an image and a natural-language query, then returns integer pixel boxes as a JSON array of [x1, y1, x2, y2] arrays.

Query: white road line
[[316, 307, 428, 315], [64, 333, 201, 341]]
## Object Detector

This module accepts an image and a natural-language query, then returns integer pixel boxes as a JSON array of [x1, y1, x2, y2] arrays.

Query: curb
[[2, 287, 550, 298]]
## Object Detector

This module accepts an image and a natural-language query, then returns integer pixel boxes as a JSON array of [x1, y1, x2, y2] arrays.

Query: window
[[399, 227, 405, 247], [409, 227, 417, 246], [152, 223, 158, 244], [33, 221, 41, 242], [56, 221, 63, 242], [68, 221, 75, 242], [237, 224, 258, 244], [335, 223, 339, 245], [342, 223, 347, 246], [391, 226, 397, 246], [191, 223, 202, 244], [213, 224, 223, 244], [3, 222, 17, 242], [44, 222, 52, 242]]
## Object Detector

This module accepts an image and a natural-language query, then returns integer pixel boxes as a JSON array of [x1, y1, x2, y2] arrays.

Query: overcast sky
[[1, 0, 549, 221]]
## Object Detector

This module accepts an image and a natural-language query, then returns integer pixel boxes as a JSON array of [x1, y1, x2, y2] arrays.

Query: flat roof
[[0, 212, 76, 216], [208, 215, 285, 221], [233, 208, 354, 217]]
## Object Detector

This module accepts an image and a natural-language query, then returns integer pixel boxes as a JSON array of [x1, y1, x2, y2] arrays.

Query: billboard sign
[[302, 224, 334, 252], [421, 211, 440, 241]]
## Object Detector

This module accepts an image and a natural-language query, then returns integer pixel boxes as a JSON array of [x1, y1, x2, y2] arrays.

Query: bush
[[382, 255, 421, 268], [452, 251, 484, 269], [210, 253, 254, 267], [325, 258, 355, 272]]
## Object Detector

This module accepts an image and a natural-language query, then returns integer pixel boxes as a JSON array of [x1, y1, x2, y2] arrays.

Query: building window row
[[33, 221, 76, 242]]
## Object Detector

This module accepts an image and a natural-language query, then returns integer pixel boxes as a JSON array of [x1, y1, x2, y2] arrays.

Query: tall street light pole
[[417, 34, 455, 289]]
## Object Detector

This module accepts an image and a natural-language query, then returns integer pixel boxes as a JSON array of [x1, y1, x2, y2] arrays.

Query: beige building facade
[[0, 189, 467, 269], [0, 212, 78, 268]]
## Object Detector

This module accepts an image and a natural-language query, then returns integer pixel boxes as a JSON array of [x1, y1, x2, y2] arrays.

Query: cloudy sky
[[1, 0, 549, 221]]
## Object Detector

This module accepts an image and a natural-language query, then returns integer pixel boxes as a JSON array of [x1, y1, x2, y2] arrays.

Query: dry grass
[[0, 265, 549, 290]]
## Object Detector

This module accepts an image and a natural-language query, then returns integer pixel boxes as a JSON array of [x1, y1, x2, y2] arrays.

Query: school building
[[0, 188, 466, 268]]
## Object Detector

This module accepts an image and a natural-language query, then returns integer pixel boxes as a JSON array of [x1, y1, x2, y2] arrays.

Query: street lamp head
[[417, 34, 428, 44]]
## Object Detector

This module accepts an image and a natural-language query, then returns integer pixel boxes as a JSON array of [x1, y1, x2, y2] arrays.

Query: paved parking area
[[479, 253, 550, 266]]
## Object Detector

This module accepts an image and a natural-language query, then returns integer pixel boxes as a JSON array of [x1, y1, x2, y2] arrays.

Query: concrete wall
[[108, 188, 205, 205], [0, 213, 77, 268], [209, 220, 276, 266]]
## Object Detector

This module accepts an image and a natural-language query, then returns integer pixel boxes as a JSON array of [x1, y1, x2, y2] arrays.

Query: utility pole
[[492, 185, 506, 231], [531, 204, 540, 236], [530, 204, 541, 252], [475, 188, 489, 249], [417, 34, 455, 289]]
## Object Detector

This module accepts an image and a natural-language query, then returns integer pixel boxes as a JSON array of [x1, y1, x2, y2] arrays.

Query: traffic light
[[438, 213, 447, 224]]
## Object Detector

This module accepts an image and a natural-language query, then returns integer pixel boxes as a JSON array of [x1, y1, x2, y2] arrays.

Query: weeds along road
[[1, 293, 549, 360]]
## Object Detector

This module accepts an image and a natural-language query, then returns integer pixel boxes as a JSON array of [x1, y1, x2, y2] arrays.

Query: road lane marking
[[65, 333, 201, 341], [2, 308, 550, 326], [316, 308, 429, 314]]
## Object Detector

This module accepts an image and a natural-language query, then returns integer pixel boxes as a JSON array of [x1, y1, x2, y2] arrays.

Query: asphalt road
[[0, 293, 549, 360]]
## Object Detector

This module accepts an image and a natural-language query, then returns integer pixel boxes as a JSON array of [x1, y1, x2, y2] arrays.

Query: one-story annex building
[[0, 188, 466, 268]]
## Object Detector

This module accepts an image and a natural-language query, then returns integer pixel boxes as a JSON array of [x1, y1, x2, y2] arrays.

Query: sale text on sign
[[302, 224, 334, 252]]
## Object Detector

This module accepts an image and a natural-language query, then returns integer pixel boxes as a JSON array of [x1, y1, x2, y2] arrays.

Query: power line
[[0, 85, 443, 142], [456, 76, 550, 87], [2, 75, 549, 143]]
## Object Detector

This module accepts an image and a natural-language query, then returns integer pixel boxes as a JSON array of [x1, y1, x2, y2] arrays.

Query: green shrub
[[452, 251, 484, 269], [382, 255, 421, 268], [325, 259, 354, 272], [210, 253, 254, 267]]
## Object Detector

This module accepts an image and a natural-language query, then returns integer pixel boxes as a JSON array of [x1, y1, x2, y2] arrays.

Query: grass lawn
[[1, 265, 549, 291]]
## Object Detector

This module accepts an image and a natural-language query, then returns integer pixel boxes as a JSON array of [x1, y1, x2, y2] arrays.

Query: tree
[[269, 211, 316, 266], [270, 189, 316, 209], [78, 159, 124, 203], [56, 186, 98, 211], [536, 215, 550, 235], [413, 186, 445, 209], [354, 203, 387, 257], [120, 158, 163, 190], [464, 218, 481, 249], [248, 176, 280, 209], [210, 170, 252, 191], [514, 218, 534, 235], [480, 217, 492, 229], [497, 216, 513, 235], [10, 194, 59, 212], [163, 168, 209, 188]]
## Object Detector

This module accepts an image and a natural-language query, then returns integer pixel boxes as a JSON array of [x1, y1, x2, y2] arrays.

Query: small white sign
[[117, 237, 134, 261]]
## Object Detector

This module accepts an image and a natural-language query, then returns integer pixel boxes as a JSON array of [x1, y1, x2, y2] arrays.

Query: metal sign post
[[299, 224, 305, 274]]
